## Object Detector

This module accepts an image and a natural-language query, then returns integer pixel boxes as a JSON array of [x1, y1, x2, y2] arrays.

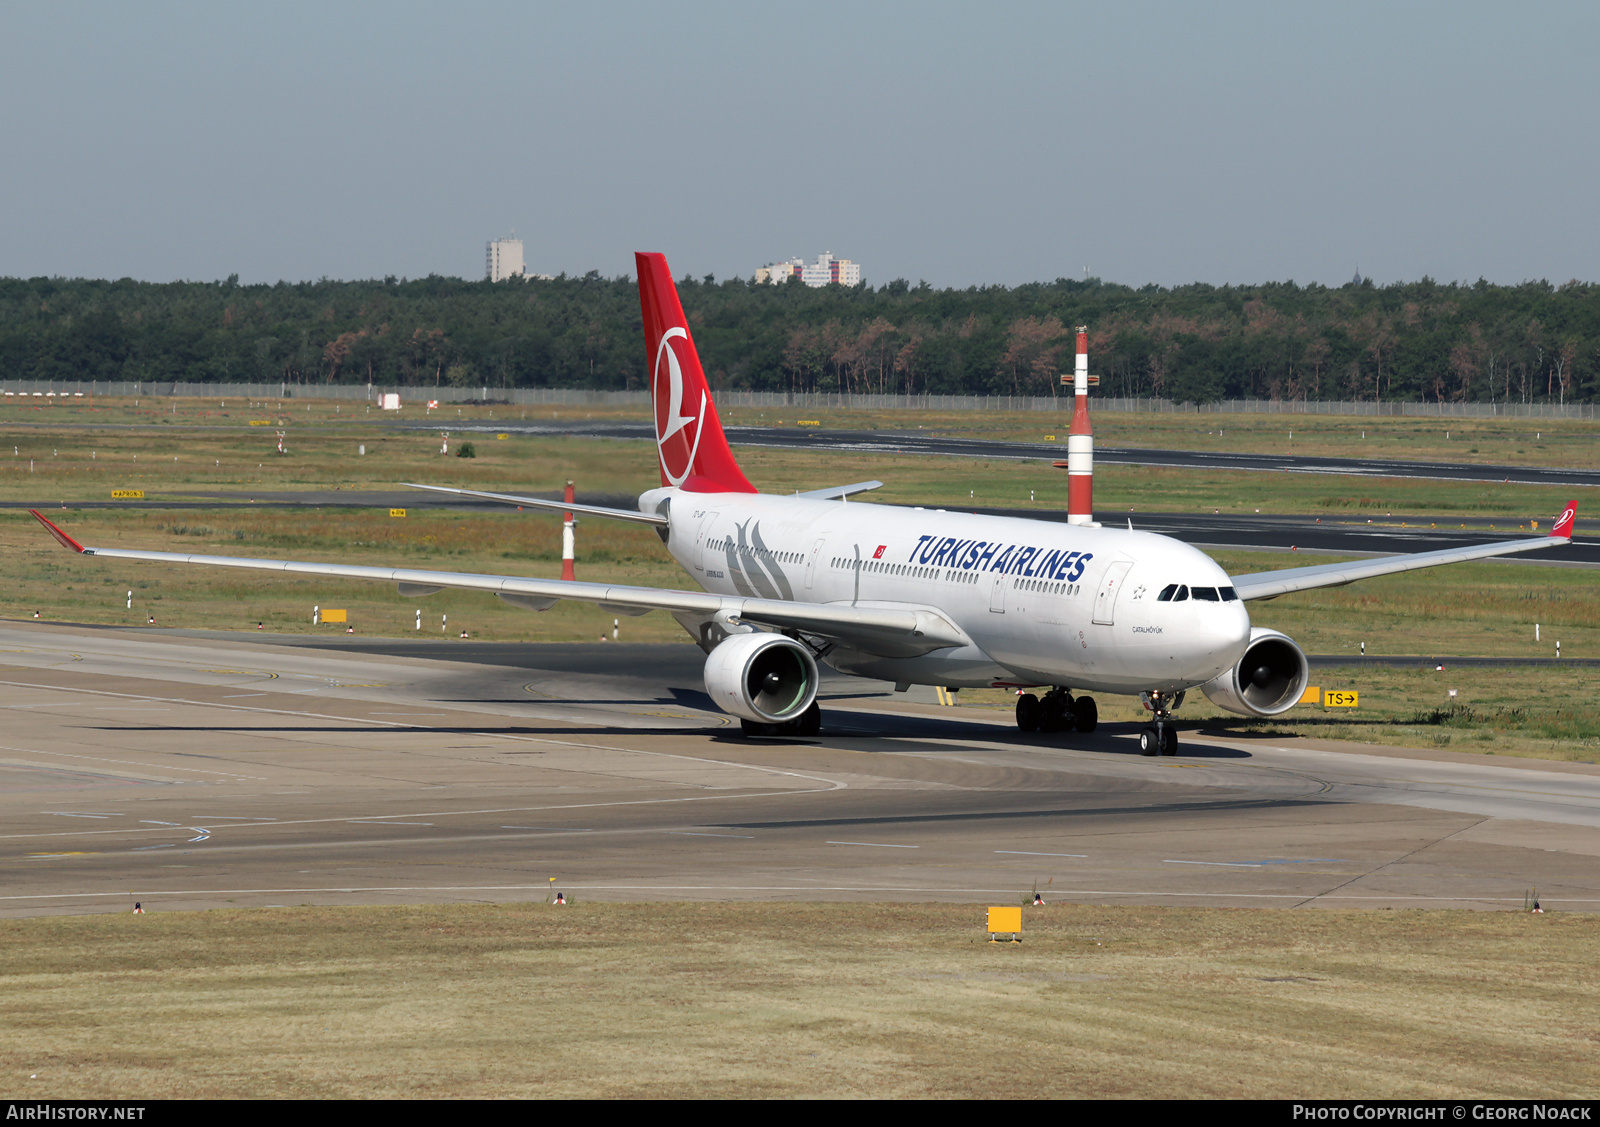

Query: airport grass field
[[4, 902, 1594, 1099]]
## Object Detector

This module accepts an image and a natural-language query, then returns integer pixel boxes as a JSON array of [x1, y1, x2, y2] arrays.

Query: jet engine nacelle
[[702, 632, 819, 725], [1199, 627, 1309, 717]]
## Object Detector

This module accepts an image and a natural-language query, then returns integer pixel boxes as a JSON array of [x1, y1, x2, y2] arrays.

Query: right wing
[[1230, 501, 1578, 601], [29, 510, 966, 659]]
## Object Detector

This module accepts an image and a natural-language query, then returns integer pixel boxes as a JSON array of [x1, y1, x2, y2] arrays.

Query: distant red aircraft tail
[[1551, 500, 1578, 540], [636, 252, 755, 493]]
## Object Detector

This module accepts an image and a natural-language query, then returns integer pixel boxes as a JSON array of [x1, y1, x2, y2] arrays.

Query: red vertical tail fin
[[1551, 500, 1577, 540], [636, 252, 755, 493]]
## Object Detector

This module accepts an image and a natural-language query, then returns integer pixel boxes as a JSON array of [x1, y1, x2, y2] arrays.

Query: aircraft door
[[989, 572, 1007, 614], [1092, 560, 1134, 625], [804, 537, 826, 589], [693, 510, 720, 572]]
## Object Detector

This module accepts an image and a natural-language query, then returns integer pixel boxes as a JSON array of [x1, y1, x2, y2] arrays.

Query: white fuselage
[[643, 487, 1252, 694]]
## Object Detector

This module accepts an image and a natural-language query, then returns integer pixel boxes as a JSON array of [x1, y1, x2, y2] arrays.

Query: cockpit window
[[1191, 586, 1219, 601], [1219, 586, 1237, 601], [1157, 584, 1178, 602]]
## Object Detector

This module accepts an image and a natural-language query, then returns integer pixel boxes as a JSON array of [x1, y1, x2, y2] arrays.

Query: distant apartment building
[[756, 252, 861, 287], [486, 237, 525, 282]]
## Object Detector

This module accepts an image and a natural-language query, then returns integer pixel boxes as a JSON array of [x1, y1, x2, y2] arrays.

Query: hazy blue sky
[[2, 2, 1595, 288]]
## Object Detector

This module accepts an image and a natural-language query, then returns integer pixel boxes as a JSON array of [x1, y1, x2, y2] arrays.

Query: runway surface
[[437, 420, 1600, 490], [3, 624, 1598, 919]]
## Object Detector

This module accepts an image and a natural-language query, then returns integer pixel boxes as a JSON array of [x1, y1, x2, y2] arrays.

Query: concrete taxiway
[[438, 420, 1600, 490], [3, 623, 1598, 919]]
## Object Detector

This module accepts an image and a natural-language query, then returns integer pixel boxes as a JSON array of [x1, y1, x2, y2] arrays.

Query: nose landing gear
[[1138, 689, 1185, 756]]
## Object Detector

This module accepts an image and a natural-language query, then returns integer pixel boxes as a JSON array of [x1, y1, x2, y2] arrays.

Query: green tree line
[[2, 271, 1597, 404]]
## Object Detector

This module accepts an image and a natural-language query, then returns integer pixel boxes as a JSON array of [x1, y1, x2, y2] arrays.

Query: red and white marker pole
[[1066, 327, 1096, 526], [561, 480, 576, 581]]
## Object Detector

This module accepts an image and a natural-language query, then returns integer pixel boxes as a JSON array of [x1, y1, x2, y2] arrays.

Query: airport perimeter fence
[[0, 379, 1594, 420]]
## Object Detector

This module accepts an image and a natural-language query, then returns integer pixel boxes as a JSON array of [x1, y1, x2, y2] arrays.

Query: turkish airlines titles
[[903, 534, 1094, 582]]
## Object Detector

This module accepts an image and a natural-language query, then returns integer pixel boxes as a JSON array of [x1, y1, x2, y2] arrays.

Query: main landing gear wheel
[[1040, 691, 1071, 733], [740, 701, 822, 738], [1163, 725, 1179, 756], [1139, 728, 1158, 756], [1015, 693, 1041, 732], [1073, 696, 1098, 733]]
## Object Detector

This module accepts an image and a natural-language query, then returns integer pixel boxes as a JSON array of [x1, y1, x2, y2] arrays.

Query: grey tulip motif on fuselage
[[721, 519, 794, 601]]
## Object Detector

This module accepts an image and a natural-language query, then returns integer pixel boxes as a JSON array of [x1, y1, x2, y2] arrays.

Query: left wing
[[27, 510, 967, 659], [1231, 501, 1577, 601]]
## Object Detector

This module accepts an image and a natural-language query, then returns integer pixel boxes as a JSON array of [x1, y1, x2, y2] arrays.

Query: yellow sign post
[[1323, 690, 1359, 708], [987, 906, 1022, 943], [111, 489, 145, 500], [389, 508, 406, 518]]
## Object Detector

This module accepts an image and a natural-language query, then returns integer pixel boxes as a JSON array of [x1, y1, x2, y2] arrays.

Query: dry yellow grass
[[3, 903, 1594, 1099]]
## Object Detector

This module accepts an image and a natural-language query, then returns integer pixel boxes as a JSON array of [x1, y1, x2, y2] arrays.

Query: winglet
[[1551, 500, 1578, 541], [29, 509, 88, 553]]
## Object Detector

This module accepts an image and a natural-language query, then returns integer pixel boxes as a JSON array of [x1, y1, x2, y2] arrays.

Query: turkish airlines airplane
[[31, 253, 1579, 755]]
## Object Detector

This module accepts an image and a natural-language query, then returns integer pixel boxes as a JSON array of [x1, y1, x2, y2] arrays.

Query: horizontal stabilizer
[[795, 480, 884, 501], [403, 483, 668, 525]]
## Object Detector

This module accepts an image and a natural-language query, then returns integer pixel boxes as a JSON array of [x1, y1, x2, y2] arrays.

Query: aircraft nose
[[1209, 601, 1252, 670]]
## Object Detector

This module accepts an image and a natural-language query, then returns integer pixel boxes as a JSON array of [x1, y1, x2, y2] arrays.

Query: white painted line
[[43, 812, 116, 819], [827, 841, 919, 849], [187, 815, 278, 821], [349, 820, 434, 827], [0, 742, 266, 783], [995, 850, 1088, 858], [664, 831, 755, 839], [1164, 859, 1270, 867]]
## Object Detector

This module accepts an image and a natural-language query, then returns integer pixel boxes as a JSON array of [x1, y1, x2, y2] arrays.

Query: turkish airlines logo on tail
[[653, 327, 706, 486]]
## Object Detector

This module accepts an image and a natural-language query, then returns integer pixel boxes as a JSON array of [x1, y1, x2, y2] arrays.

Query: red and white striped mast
[[1065, 326, 1098, 527], [560, 480, 577, 581]]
